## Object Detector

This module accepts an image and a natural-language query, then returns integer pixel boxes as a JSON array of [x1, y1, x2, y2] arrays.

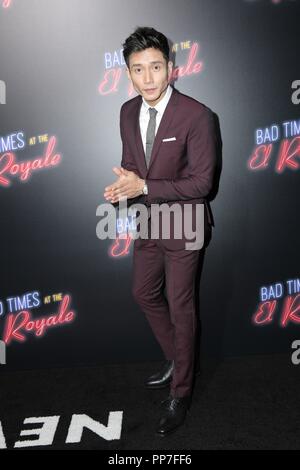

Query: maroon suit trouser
[[132, 222, 208, 398]]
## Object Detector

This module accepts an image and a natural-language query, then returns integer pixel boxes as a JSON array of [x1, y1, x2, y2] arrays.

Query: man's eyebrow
[[131, 61, 164, 68]]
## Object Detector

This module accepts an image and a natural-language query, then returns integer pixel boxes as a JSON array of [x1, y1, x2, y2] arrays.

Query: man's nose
[[144, 69, 153, 84]]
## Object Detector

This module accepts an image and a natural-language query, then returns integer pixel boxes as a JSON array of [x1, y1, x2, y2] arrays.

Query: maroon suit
[[119, 86, 216, 397]]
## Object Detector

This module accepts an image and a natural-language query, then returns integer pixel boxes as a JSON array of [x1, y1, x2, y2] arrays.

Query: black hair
[[122, 26, 169, 69]]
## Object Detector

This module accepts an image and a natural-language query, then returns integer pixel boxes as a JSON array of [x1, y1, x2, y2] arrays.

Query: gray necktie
[[145, 107, 158, 169]]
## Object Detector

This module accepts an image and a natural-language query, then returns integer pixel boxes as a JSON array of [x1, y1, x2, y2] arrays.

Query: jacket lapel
[[133, 87, 179, 177]]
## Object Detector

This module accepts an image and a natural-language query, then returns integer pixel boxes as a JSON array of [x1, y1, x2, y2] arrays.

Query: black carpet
[[1, 353, 299, 450]]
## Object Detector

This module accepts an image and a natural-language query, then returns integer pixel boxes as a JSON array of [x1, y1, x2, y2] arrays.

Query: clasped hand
[[104, 167, 145, 204]]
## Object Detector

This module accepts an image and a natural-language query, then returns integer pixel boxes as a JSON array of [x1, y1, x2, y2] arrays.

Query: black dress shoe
[[155, 394, 191, 436], [145, 360, 174, 389]]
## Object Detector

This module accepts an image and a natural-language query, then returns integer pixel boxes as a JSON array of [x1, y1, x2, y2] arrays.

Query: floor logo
[[0, 413, 123, 448]]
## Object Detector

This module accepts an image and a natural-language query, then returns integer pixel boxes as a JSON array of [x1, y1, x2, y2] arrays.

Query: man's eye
[[154, 65, 160, 70], [134, 68, 141, 73]]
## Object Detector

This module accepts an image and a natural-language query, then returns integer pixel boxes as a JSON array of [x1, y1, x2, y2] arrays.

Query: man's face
[[126, 47, 173, 106]]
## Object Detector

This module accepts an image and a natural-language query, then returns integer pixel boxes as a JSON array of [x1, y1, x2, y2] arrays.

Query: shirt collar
[[141, 84, 173, 115]]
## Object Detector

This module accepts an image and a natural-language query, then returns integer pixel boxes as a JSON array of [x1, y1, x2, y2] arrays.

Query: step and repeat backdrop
[[0, 0, 299, 370]]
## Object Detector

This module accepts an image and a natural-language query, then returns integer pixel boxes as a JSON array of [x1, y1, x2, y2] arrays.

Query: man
[[104, 26, 217, 436]]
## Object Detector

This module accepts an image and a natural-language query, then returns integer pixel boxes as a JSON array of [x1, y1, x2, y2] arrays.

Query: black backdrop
[[1, 0, 299, 370]]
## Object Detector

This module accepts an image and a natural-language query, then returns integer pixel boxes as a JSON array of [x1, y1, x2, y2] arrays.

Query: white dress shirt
[[139, 84, 173, 154]]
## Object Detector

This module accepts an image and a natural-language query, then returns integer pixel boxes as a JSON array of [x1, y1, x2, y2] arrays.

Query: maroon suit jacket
[[119, 86, 217, 250]]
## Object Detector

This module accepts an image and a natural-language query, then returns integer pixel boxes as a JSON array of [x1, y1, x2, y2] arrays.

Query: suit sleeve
[[114, 105, 145, 208], [120, 105, 140, 174], [146, 108, 216, 203]]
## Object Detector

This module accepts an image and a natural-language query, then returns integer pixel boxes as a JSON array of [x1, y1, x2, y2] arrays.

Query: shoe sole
[[145, 381, 171, 390], [146, 370, 200, 389], [155, 419, 187, 437], [155, 427, 179, 437]]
